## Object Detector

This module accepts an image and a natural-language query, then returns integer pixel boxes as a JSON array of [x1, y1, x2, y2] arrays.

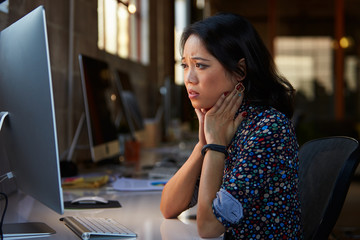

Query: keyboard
[[61, 216, 137, 239]]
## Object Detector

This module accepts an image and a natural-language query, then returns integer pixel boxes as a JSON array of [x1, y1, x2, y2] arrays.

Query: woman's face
[[182, 34, 237, 110]]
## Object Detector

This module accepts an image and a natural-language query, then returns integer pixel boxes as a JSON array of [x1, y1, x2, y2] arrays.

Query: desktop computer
[[0, 5, 63, 238], [78, 54, 123, 162], [78, 54, 146, 163]]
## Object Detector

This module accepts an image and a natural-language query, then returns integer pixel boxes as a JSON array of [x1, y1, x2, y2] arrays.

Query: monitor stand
[[3, 222, 56, 238], [1, 111, 56, 238], [0, 111, 9, 131]]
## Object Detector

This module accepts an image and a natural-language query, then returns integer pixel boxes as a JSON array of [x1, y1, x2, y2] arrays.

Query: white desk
[[5, 188, 222, 240]]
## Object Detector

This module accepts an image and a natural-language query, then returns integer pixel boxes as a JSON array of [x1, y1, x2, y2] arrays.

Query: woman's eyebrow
[[181, 56, 211, 61], [191, 56, 210, 61]]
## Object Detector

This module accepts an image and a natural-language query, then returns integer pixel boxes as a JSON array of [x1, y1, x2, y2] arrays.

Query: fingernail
[[236, 83, 245, 93], [236, 83, 241, 90], [242, 111, 248, 117], [224, 91, 230, 96]]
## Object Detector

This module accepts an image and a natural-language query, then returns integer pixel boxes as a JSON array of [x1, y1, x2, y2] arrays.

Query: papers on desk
[[112, 177, 167, 191], [62, 175, 109, 189]]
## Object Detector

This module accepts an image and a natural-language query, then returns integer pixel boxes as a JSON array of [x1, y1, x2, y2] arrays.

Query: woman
[[160, 13, 302, 239]]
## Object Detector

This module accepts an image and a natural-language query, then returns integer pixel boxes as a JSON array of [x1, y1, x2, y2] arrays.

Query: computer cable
[[0, 192, 8, 240], [0, 172, 14, 184], [0, 172, 13, 240]]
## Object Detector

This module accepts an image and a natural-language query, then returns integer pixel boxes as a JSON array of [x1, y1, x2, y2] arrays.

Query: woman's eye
[[180, 63, 188, 69], [195, 63, 207, 69]]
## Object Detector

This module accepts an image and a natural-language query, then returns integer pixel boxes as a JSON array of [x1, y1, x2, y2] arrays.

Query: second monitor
[[79, 54, 144, 162]]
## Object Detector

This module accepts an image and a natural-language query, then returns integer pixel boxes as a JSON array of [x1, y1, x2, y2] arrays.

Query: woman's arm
[[161, 97, 209, 219], [197, 150, 226, 237], [197, 88, 244, 238], [160, 142, 204, 218]]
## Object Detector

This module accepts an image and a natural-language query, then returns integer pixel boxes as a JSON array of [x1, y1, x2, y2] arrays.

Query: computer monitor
[[0, 5, 63, 236], [114, 69, 145, 138], [79, 54, 122, 162]]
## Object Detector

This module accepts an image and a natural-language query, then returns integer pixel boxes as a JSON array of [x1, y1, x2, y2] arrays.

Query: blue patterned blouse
[[212, 102, 303, 239]]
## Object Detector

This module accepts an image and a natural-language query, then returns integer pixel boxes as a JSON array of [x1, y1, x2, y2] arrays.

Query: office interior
[[1, 0, 360, 239]]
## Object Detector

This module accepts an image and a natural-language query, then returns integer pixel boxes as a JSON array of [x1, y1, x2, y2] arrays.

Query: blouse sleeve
[[188, 178, 200, 208], [212, 110, 299, 229]]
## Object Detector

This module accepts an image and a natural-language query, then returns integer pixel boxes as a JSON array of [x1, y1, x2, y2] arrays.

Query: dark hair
[[180, 13, 295, 118]]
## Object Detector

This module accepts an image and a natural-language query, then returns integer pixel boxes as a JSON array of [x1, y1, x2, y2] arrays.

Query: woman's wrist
[[195, 142, 205, 150], [201, 144, 228, 157], [195, 142, 205, 157]]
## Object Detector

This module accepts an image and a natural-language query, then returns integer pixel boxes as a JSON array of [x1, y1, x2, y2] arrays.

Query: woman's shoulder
[[234, 103, 298, 150], [243, 103, 293, 128], [237, 103, 297, 144]]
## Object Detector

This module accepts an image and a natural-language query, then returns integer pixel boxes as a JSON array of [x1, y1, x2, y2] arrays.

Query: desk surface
[[4, 144, 222, 239], [5, 188, 222, 240]]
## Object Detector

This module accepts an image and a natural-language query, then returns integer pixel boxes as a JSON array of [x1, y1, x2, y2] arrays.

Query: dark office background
[[1, 0, 359, 155]]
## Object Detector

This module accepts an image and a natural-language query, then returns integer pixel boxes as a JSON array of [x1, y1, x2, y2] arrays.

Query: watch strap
[[201, 144, 228, 157]]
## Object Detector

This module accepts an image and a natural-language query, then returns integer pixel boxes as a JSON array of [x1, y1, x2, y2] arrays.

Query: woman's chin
[[193, 105, 213, 112], [190, 101, 214, 111]]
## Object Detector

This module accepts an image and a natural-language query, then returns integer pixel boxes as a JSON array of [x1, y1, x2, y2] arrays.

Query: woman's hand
[[204, 86, 245, 146], [195, 108, 207, 146]]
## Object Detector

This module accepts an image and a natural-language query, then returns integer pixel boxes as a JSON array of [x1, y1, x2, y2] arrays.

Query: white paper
[[112, 177, 168, 191]]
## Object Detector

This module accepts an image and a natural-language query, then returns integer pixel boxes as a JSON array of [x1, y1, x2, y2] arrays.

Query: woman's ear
[[237, 58, 246, 81]]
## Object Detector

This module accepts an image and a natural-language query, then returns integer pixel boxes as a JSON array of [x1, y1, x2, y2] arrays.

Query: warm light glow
[[118, 5, 129, 58], [339, 36, 351, 49], [98, 0, 104, 49], [111, 94, 117, 101], [128, 3, 136, 14], [104, 0, 118, 54], [174, 0, 188, 85]]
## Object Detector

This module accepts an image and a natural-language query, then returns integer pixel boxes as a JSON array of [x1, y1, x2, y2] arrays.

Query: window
[[98, 0, 149, 65], [274, 37, 333, 100], [174, 0, 190, 85]]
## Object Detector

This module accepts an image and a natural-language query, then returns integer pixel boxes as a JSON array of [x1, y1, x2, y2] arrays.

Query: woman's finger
[[208, 92, 227, 115], [229, 88, 244, 115], [215, 87, 242, 117]]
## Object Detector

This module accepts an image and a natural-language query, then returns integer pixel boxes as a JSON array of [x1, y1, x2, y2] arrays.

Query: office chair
[[298, 136, 360, 240]]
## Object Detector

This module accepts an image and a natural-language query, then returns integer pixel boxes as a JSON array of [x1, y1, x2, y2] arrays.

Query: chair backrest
[[299, 136, 360, 240]]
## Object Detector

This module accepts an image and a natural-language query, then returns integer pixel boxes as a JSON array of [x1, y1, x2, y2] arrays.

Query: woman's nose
[[184, 69, 197, 84]]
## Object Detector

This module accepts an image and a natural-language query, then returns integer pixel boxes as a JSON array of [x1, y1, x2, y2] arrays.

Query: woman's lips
[[188, 90, 199, 99]]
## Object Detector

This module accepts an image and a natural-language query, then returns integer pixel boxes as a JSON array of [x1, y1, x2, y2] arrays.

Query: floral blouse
[[212, 102, 303, 239]]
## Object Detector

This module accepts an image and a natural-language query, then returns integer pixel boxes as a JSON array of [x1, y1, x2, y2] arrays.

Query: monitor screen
[[0, 5, 64, 217], [79, 54, 121, 162], [114, 70, 145, 138]]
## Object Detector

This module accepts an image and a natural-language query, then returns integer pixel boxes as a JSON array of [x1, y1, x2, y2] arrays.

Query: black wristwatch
[[201, 144, 228, 157]]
